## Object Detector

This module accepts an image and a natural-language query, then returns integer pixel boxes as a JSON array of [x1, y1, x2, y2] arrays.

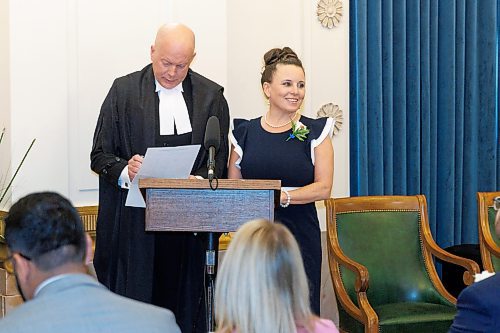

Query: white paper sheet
[[125, 144, 201, 207]]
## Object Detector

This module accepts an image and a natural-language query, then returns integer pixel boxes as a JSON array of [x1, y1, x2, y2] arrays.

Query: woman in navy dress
[[228, 47, 334, 314]]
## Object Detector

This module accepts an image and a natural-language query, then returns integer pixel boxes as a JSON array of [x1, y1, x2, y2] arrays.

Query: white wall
[[3, 0, 349, 227], [8, 0, 69, 203], [170, 0, 227, 87], [0, 0, 11, 209]]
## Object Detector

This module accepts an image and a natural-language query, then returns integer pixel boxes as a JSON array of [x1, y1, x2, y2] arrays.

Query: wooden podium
[[139, 178, 280, 333], [139, 178, 281, 232]]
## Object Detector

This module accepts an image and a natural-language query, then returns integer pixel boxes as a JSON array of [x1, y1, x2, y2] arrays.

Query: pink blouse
[[297, 318, 339, 333], [230, 318, 339, 333]]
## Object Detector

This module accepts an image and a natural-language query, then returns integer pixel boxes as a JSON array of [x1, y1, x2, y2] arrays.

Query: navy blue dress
[[231, 115, 333, 314]]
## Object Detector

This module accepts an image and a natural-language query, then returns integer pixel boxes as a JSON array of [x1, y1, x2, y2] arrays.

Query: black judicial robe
[[90, 64, 229, 333]]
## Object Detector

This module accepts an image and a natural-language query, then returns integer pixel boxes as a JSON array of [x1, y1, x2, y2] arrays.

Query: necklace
[[264, 111, 298, 128]]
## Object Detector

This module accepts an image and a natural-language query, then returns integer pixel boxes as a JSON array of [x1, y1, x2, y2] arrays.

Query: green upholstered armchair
[[477, 192, 500, 272], [325, 195, 480, 333]]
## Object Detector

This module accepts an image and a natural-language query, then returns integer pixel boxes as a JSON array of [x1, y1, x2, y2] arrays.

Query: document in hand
[[125, 145, 201, 207]]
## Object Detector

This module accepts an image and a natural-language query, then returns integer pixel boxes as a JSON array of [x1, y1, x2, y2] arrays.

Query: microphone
[[204, 116, 220, 181]]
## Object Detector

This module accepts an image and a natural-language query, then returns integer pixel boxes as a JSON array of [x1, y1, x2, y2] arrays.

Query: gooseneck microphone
[[204, 116, 220, 183]]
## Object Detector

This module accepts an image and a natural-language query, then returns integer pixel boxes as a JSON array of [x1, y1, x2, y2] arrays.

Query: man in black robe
[[90, 23, 229, 333]]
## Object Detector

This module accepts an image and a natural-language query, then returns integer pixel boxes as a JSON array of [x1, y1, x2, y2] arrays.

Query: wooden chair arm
[[481, 236, 500, 272], [416, 195, 480, 287], [358, 293, 379, 333], [484, 241, 500, 258], [331, 248, 370, 293], [325, 197, 378, 331], [328, 241, 378, 330], [481, 228, 500, 259], [422, 233, 480, 285]]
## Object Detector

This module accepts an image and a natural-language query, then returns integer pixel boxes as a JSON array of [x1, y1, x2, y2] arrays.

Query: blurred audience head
[[4, 192, 92, 300], [215, 219, 313, 333]]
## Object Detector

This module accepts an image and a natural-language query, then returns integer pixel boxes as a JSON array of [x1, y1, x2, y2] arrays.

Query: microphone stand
[[203, 116, 219, 332], [205, 232, 217, 333], [206, 156, 218, 333]]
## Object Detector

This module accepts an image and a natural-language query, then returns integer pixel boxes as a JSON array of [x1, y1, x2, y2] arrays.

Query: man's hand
[[128, 154, 144, 181]]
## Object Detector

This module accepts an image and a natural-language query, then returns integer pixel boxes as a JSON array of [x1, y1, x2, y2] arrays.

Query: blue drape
[[350, 0, 500, 247]]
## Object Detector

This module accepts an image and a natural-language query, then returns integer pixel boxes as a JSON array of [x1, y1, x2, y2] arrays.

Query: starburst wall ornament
[[317, 0, 343, 29], [317, 103, 343, 135]]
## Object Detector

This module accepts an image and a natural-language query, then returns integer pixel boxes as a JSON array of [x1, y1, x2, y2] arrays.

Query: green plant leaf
[[0, 134, 36, 205]]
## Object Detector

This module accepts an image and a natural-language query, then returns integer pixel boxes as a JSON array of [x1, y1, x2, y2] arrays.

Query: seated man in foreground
[[449, 201, 500, 333], [0, 192, 180, 333]]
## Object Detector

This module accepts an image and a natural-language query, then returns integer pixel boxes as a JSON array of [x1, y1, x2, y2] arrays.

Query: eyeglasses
[[3, 252, 31, 275], [494, 196, 500, 211]]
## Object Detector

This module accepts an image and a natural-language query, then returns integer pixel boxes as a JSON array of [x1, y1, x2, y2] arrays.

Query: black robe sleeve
[[90, 80, 129, 187]]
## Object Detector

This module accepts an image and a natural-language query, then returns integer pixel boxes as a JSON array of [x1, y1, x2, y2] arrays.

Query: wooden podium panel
[[140, 179, 280, 232]]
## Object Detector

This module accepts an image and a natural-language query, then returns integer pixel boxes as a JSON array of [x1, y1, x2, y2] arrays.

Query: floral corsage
[[286, 120, 310, 141]]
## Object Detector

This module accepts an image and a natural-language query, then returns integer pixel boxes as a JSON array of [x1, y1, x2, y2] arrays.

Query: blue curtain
[[350, 0, 500, 247]]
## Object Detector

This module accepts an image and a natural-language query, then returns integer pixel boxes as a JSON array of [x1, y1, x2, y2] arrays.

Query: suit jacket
[[449, 273, 500, 332], [90, 64, 229, 333], [0, 274, 181, 333]]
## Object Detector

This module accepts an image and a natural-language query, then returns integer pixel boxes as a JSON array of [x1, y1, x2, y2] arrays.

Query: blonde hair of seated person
[[215, 219, 315, 333]]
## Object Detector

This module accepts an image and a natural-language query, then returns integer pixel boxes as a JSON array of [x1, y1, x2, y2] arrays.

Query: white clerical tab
[[156, 81, 192, 135]]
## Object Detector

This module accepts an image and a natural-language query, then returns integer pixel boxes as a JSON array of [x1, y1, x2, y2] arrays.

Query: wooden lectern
[[139, 178, 280, 333], [139, 178, 281, 232]]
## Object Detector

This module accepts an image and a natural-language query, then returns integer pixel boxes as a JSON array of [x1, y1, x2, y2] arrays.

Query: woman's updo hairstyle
[[261, 47, 304, 85]]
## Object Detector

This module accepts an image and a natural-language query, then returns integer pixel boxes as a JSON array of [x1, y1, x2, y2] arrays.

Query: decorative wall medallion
[[317, 103, 343, 135], [317, 0, 343, 29]]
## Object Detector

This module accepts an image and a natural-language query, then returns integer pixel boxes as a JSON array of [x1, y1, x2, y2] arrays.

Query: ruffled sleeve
[[229, 118, 250, 169], [306, 117, 334, 165]]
